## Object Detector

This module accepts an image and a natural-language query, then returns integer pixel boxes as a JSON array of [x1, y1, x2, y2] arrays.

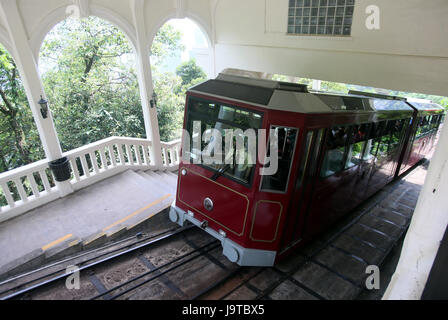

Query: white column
[[383, 122, 448, 300], [312, 79, 321, 91], [131, 0, 163, 169], [0, 0, 73, 196]]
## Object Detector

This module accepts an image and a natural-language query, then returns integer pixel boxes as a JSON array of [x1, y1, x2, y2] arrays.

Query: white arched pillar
[[0, 0, 73, 196], [131, 0, 163, 169], [383, 120, 448, 299]]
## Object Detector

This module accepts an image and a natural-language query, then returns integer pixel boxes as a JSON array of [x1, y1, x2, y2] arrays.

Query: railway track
[[194, 162, 423, 300], [0, 162, 424, 300], [0, 226, 194, 300], [0, 224, 241, 300]]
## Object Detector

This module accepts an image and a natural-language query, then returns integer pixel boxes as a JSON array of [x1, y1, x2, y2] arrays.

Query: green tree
[[151, 30, 208, 141], [40, 17, 146, 152], [176, 58, 206, 87], [0, 45, 44, 172], [154, 72, 185, 141], [150, 24, 184, 68], [1, 17, 207, 175]]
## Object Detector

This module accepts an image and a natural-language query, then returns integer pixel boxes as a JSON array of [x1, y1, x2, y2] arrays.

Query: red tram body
[[169, 74, 445, 266]]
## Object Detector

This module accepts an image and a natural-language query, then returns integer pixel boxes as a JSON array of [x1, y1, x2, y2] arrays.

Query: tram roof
[[189, 74, 443, 115]]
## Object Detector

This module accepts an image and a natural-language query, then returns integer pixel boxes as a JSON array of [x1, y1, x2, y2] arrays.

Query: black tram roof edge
[[348, 90, 445, 115], [188, 74, 445, 118]]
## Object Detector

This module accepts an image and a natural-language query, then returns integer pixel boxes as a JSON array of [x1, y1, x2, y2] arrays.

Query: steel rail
[[0, 227, 179, 290], [108, 243, 221, 300], [1, 225, 193, 300], [91, 240, 220, 300]]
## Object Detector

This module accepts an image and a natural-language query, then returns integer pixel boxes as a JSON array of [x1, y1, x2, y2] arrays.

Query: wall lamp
[[150, 92, 157, 108], [39, 96, 49, 119]]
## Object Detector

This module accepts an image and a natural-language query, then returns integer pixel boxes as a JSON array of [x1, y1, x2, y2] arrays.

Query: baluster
[[0, 182, 15, 208], [125, 144, 134, 165], [142, 144, 150, 165], [99, 148, 108, 170], [70, 158, 80, 182], [13, 178, 28, 203], [135, 145, 142, 165], [80, 155, 90, 178], [163, 148, 168, 166], [168, 148, 173, 166], [27, 174, 40, 198], [89, 152, 100, 174], [109, 144, 117, 167], [39, 170, 52, 192], [118, 144, 126, 165]]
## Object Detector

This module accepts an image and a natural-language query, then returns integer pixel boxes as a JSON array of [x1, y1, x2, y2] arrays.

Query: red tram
[[169, 74, 445, 266]]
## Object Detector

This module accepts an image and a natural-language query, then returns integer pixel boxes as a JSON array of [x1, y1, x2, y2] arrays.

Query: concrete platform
[[0, 169, 178, 279]]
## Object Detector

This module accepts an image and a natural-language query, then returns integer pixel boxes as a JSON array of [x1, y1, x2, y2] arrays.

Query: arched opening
[[150, 18, 211, 142], [38, 16, 144, 152]]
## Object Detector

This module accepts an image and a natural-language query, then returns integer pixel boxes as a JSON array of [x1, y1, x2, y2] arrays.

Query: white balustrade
[[0, 136, 181, 223], [161, 139, 181, 167]]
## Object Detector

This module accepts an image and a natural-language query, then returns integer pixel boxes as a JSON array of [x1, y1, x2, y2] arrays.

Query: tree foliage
[[0, 45, 44, 172], [0, 17, 207, 175], [40, 17, 145, 152], [176, 58, 207, 87]]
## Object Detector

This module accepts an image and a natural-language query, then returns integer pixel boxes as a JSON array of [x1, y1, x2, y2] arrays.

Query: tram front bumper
[[169, 204, 277, 267]]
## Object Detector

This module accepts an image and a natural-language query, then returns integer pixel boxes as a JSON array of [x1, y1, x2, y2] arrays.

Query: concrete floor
[[0, 170, 177, 276]]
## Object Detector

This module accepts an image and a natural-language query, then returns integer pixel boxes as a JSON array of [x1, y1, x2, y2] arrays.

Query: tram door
[[279, 129, 324, 252], [254, 126, 301, 246]]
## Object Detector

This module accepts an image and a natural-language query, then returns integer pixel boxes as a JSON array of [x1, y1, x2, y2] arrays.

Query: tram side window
[[185, 97, 263, 185], [345, 124, 371, 169], [261, 127, 299, 193], [377, 121, 393, 157], [430, 115, 440, 131], [320, 126, 348, 178], [415, 117, 423, 137], [389, 119, 406, 152], [365, 122, 382, 159], [416, 116, 432, 138]]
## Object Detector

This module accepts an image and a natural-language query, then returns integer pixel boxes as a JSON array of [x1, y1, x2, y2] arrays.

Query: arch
[[147, 11, 215, 78], [0, 25, 19, 63], [30, 4, 138, 62], [147, 10, 213, 52]]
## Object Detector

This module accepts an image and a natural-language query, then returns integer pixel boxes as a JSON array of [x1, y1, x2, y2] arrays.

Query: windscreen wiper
[[211, 164, 231, 181]]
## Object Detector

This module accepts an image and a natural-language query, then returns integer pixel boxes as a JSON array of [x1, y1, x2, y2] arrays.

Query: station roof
[[189, 74, 421, 115]]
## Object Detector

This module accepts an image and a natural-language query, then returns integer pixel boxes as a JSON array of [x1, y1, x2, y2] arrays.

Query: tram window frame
[[184, 96, 264, 187], [260, 126, 300, 194], [364, 121, 381, 159], [345, 123, 371, 169], [415, 116, 424, 138], [295, 131, 313, 189], [376, 121, 393, 158], [389, 119, 407, 152], [431, 115, 440, 131], [320, 125, 350, 179]]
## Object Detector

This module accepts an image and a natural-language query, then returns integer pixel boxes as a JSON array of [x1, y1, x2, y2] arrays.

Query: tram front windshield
[[184, 96, 263, 186]]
